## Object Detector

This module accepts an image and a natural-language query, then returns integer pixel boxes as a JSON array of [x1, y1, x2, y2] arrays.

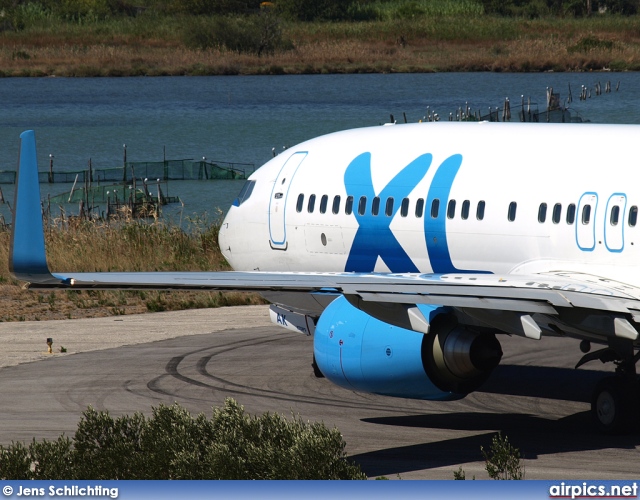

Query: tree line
[[0, 0, 638, 24]]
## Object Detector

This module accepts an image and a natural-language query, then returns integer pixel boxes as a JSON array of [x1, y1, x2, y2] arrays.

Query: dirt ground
[[0, 284, 264, 323]]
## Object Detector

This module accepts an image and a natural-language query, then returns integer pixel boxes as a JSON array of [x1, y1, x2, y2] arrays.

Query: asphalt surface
[[0, 306, 638, 479]]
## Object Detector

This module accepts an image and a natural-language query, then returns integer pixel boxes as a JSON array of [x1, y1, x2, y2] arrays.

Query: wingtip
[[19, 129, 34, 140], [10, 130, 52, 280]]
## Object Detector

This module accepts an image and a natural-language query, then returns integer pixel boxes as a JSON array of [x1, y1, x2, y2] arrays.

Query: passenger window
[[332, 195, 341, 214], [345, 196, 354, 215], [461, 200, 470, 220], [476, 200, 485, 220], [447, 199, 456, 219], [538, 203, 547, 223], [431, 198, 440, 219], [552, 203, 561, 224], [431, 198, 440, 218], [507, 201, 517, 222], [344, 196, 353, 215], [371, 196, 380, 216], [610, 205, 620, 226], [319, 194, 328, 214], [582, 204, 591, 224], [358, 196, 367, 216], [385, 197, 394, 216], [307, 194, 316, 213], [566, 203, 576, 224], [400, 198, 409, 217], [415, 198, 424, 218], [630, 206, 638, 227], [296, 194, 304, 213]]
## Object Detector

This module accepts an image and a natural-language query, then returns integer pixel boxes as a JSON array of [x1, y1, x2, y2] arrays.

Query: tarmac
[[0, 305, 638, 480], [0, 305, 272, 370]]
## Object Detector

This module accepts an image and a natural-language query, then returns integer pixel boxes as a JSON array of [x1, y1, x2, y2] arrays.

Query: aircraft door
[[604, 194, 626, 253], [269, 152, 307, 249], [576, 192, 597, 252]]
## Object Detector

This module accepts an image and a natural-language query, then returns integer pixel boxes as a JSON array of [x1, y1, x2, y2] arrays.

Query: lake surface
[[0, 72, 638, 223]]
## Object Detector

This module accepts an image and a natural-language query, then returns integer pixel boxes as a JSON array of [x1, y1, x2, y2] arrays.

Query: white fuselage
[[219, 121, 640, 288]]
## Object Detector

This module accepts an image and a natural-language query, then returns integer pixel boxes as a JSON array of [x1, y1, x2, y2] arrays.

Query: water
[[1, 73, 639, 224]]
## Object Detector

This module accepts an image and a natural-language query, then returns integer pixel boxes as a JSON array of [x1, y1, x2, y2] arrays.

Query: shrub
[[55, 0, 115, 22], [568, 34, 616, 53], [598, 0, 639, 14], [481, 432, 525, 480], [276, 0, 356, 21], [0, 399, 366, 480], [166, 0, 261, 15], [453, 432, 523, 480], [184, 12, 293, 56]]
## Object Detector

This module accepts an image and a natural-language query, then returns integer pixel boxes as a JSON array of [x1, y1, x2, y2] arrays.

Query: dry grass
[[3, 36, 636, 77], [0, 216, 267, 322], [1, 16, 640, 75]]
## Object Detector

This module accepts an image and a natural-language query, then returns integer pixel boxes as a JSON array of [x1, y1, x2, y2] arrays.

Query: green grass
[[361, 0, 485, 20]]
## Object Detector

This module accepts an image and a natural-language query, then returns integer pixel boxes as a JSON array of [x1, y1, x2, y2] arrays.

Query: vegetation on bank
[[0, 399, 367, 479], [0, 0, 640, 74], [0, 213, 266, 322]]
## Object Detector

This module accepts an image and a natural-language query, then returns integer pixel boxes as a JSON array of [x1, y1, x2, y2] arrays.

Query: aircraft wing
[[10, 131, 640, 342], [14, 268, 640, 317], [14, 266, 640, 342]]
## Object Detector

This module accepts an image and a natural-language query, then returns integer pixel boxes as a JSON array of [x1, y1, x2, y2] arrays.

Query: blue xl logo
[[343, 152, 467, 274], [344, 152, 431, 273]]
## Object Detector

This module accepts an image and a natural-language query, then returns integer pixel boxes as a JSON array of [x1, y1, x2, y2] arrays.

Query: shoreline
[[0, 51, 633, 78]]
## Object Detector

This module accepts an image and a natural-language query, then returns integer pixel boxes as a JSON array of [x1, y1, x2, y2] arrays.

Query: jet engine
[[313, 296, 502, 400]]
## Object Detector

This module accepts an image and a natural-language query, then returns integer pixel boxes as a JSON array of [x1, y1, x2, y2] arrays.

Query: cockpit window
[[234, 180, 256, 206]]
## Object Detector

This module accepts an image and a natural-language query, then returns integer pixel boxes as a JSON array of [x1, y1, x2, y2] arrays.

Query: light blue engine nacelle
[[313, 297, 502, 400]]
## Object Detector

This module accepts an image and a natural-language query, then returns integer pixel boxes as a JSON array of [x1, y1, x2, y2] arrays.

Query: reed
[[0, 214, 266, 322], [354, 0, 485, 20]]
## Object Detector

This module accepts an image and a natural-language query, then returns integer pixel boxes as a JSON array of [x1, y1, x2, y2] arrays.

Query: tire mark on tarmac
[[145, 331, 430, 415]]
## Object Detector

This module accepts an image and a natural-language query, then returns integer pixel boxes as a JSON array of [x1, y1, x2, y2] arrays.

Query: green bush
[[480, 0, 639, 16], [481, 433, 525, 480], [568, 34, 616, 52], [55, 0, 115, 22], [597, 0, 639, 14], [0, 399, 366, 480], [276, 0, 356, 21], [163, 0, 261, 15], [184, 12, 293, 55]]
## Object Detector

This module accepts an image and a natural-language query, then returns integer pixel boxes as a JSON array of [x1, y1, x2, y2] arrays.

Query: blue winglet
[[9, 130, 52, 282]]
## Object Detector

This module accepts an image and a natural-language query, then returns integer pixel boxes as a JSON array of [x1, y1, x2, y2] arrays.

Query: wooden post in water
[[69, 174, 79, 203], [163, 145, 168, 180], [48, 154, 54, 183], [123, 144, 127, 182]]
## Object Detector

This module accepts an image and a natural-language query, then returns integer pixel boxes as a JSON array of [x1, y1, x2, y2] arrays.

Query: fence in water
[[0, 158, 256, 185], [45, 177, 181, 220], [47, 182, 179, 205]]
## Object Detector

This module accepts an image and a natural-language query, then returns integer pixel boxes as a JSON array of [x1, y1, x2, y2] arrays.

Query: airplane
[[10, 124, 640, 434]]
